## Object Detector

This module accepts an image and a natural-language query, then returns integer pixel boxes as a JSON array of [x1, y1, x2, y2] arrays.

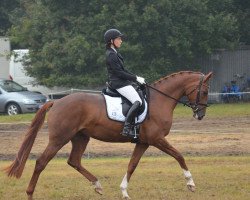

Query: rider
[[104, 28, 146, 137]]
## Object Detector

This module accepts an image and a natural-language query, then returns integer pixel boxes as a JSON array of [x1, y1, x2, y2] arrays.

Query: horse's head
[[185, 72, 213, 120]]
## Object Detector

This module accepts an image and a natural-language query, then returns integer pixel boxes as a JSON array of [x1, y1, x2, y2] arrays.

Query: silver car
[[0, 79, 48, 115]]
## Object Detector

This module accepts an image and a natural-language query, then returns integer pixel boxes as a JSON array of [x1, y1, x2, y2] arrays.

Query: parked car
[[0, 79, 48, 115]]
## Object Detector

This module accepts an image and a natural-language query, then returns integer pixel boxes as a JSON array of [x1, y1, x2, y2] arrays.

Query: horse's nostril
[[198, 115, 204, 120]]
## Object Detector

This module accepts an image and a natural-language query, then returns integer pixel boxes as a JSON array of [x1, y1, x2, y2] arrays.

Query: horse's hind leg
[[67, 132, 102, 195], [26, 141, 65, 200], [154, 137, 195, 192]]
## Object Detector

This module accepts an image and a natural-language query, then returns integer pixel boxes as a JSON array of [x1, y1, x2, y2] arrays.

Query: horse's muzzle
[[191, 104, 207, 120], [193, 113, 204, 120], [193, 108, 205, 120]]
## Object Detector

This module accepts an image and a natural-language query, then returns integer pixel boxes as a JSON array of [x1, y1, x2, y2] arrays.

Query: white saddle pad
[[103, 94, 148, 123]]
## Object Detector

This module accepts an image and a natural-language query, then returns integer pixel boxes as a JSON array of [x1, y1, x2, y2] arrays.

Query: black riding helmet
[[104, 29, 124, 44]]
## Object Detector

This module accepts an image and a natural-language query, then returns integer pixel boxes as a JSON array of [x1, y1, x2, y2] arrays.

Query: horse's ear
[[204, 72, 213, 82]]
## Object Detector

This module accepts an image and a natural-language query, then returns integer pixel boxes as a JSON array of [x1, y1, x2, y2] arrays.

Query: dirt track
[[0, 116, 249, 160]]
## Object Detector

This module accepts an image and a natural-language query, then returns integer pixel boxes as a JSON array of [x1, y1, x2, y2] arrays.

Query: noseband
[[146, 74, 209, 113]]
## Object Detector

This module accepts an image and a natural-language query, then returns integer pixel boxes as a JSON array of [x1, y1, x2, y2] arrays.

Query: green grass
[[0, 156, 249, 200], [174, 102, 250, 118], [0, 113, 35, 123], [0, 103, 249, 123], [208, 102, 250, 117]]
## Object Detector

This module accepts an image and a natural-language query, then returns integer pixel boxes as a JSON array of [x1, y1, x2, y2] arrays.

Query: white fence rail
[[48, 89, 250, 103], [48, 88, 101, 100], [208, 91, 250, 103]]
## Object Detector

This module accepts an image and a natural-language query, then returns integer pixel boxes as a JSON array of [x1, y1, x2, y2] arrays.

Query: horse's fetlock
[[93, 180, 102, 189], [26, 189, 34, 196], [185, 175, 192, 180]]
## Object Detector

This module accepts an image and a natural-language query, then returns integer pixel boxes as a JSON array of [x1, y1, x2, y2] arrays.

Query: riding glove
[[136, 76, 146, 84]]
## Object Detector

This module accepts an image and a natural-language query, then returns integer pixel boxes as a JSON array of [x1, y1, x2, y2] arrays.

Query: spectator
[[230, 80, 241, 100], [221, 83, 230, 102]]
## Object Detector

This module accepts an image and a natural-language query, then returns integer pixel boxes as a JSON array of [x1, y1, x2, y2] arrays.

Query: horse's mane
[[153, 71, 203, 85]]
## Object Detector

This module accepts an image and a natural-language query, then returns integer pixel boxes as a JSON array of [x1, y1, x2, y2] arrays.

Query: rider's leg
[[116, 85, 142, 136], [122, 100, 140, 136]]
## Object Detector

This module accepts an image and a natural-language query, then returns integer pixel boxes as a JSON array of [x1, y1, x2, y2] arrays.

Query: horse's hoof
[[95, 187, 103, 195], [187, 184, 195, 192], [123, 196, 131, 200]]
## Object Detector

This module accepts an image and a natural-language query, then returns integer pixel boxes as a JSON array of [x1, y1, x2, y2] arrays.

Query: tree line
[[1, 0, 249, 88]]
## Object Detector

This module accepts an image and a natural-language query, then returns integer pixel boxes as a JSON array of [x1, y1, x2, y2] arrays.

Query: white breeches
[[117, 85, 142, 105]]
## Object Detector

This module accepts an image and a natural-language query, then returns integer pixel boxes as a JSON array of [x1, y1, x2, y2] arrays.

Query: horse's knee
[[34, 159, 46, 173], [67, 160, 80, 170]]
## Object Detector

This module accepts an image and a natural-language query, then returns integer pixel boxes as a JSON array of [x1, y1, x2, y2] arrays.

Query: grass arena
[[0, 103, 249, 200]]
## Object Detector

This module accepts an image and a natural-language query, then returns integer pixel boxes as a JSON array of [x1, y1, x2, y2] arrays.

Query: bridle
[[185, 74, 209, 113], [146, 74, 209, 114]]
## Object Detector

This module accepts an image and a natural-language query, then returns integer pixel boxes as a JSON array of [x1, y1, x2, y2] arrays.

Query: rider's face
[[113, 37, 122, 48]]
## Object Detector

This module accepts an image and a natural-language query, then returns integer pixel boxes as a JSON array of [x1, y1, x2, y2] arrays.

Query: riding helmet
[[104, 29, 124, 44]]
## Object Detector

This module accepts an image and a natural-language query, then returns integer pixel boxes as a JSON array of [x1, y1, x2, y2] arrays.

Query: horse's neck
[[151, 73, 197, 110], [153, 77, 185, 102]]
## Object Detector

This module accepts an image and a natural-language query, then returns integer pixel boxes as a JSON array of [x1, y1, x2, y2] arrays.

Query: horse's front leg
[[154, 137, 195, 192], [120, 143, 149, 199]]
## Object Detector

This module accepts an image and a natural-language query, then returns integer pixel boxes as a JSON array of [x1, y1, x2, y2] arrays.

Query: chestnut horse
[[5, 71, 212, 200]]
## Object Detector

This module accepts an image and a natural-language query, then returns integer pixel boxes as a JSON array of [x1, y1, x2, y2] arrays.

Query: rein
[[146, 84, 192, 108], [146, 74, 209, 110]]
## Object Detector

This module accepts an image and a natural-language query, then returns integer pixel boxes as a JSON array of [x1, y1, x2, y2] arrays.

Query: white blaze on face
[[193, 113, 199, 119]]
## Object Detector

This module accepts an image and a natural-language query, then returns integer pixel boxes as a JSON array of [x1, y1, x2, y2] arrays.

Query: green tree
[[0, 0, 20, 36], [9, 0, 240, 87], [233, 0, 250, 44]]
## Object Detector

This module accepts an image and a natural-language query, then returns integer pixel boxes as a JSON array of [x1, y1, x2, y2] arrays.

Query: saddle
[[102, 83, 147, 117], [102, 83, 148, 142]]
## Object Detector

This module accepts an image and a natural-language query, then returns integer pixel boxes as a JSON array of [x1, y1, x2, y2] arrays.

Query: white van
[[9, 49, 69, 97], [9, 49, 33, 87]]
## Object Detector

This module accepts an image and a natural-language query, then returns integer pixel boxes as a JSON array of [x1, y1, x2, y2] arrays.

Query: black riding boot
[[121, 101, 140, 137]]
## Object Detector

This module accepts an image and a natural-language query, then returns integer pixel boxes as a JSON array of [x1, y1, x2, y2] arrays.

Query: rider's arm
[[107, 52, 137, 81]]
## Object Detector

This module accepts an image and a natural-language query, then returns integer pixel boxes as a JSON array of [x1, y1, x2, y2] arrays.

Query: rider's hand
[[136, 76, 146, 84]]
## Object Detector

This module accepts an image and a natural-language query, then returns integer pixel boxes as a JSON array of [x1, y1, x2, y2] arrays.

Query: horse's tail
[[4, 101, 54, 179]]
